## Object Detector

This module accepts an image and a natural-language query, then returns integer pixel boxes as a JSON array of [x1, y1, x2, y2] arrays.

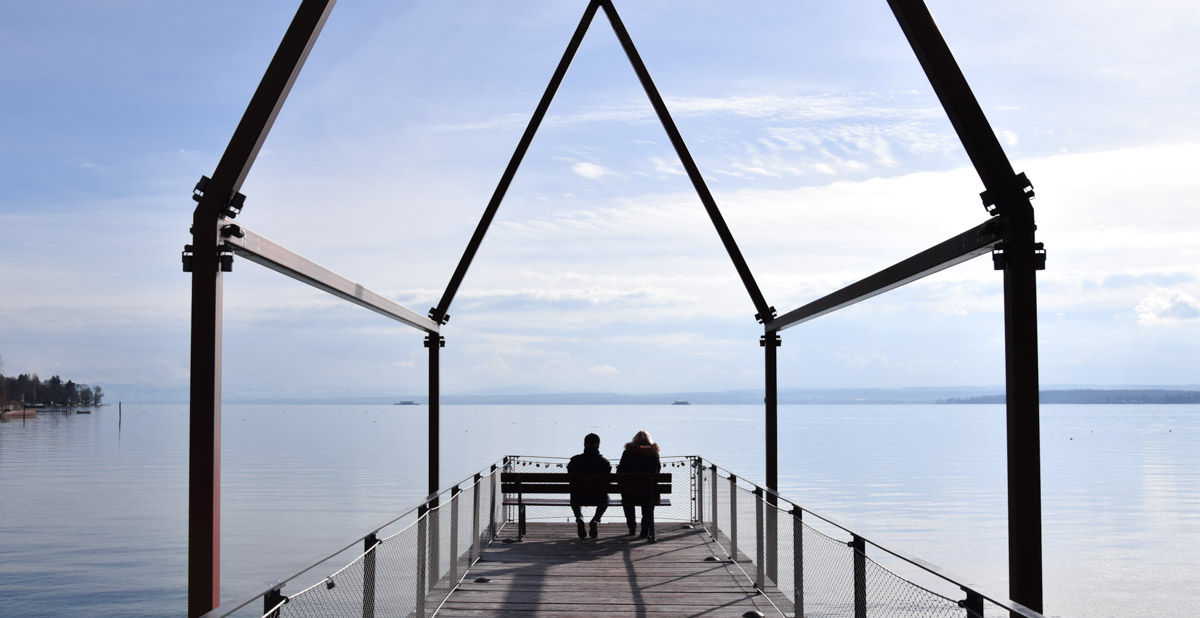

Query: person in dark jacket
[[567, 433, 611, 538], [617, 429, 661, 542]]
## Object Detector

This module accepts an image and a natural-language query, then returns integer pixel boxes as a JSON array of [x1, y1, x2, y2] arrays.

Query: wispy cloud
[[1136, 288, 1200, 325]]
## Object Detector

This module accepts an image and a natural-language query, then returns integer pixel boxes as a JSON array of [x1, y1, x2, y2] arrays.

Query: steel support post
[[852, 535, 867, 618], [762, 331, 780, 583], [792, 507, 805, 618], [263, 588, 286, 618], [362, 533, 378, 618], [884, 1, 1043, 611], [185, 2, 335, 615], [695, 459, 705, 526], [489, 465, 498, 538], [188, 215, 222, 618], [426, 336, 443, 496], [1002, 208, 1043, 614], [962, 589, 985, 618]]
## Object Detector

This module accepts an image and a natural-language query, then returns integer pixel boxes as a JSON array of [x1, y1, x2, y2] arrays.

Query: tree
[[80, 385, 94, 406], [93, 385, 104, 405]]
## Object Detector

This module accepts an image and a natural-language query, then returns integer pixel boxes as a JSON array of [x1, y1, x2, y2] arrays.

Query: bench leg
[[518, 504, 526, 540]]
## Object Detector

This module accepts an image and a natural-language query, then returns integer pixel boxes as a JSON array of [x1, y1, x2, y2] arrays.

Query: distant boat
[[671, 400, 690, 406], [394, 401, 419, 406]]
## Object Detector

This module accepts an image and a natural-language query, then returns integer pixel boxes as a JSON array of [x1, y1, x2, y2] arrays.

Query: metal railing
[[202, 456, 1046, 618], [697, 459, 1046, 618], [201, 459, 507, 618]]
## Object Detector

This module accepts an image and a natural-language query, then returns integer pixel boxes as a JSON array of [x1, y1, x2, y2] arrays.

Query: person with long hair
[[617, 430, 661, 542]]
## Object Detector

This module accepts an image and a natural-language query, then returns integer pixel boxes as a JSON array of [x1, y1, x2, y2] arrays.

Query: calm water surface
[[1, 403, 1197, 617]]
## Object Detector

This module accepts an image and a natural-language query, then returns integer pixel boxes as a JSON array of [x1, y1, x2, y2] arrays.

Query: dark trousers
[[623, 503, 655, 536], [572, 504, 608, 521]]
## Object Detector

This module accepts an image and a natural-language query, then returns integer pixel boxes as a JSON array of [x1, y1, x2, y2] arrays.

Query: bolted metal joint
[[991, 243, 1006, 270], [192, 175, 211, 203], [181, 245, 194, 272], [754, 306, 777, 324], [428, 308, 451, 325], [223, 192, 246, 219], [424, 335, 446, 348], [980, 171, 1035, 216], [220, 223, 245, 239], [992, 242, 1047, 271], [759, 333, 781, 347], [1034, 242, 1047, 270], [218, 242, 235, 273]]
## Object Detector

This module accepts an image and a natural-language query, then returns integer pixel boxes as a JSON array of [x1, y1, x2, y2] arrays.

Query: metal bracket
[[218, 242, 235, 272], [191, 175, 247, 219], [980, 172, 1035, 216], [759, 334, 781, 347], [754, 306, 777, 324], [428, 308, 451, 325], [220, 223, 246, 239], [181, 244, 194, 272], [991, 242, 1046, 271], [424, 335, 446, 348]]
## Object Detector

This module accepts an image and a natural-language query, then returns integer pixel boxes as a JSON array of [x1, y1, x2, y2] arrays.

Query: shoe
[[576, 518, 586, 539], [589, 520, 598, 538], [647, 535, 657, 543], [639, 528, 648, 539], [627, 522, 637, 535]]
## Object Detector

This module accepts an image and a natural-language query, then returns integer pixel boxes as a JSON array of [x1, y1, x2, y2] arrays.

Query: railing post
[[489, 464, 498, 538], [754, 487, 765, 591], [362, 533, 378, 618], [710, 464, 719, 540], [852, 534, 867, 618], [729, 474, 738, 562], [416, 504, 428, 618], [263, 587, 286, 618], [792, 506, 804, 618], [472, 473, 482, 563], [766, 497, 778, 584], [962, 588, 985, 617], [429, 497, 439, 596], [695, 458, 704, 526], [450, 485, 461, 585]]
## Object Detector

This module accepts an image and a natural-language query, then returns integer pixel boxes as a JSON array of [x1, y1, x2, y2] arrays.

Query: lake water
[[1, 403, 1197, 617]]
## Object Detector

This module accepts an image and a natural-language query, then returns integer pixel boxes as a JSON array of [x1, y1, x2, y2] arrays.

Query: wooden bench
[[501, 472, 672, 539]]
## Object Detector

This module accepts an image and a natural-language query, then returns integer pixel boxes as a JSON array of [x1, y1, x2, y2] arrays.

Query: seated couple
[[567, 430, 661, 542]]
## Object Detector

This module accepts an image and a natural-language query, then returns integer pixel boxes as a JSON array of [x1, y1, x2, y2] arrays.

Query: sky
[[1, 0, 1199, 400]]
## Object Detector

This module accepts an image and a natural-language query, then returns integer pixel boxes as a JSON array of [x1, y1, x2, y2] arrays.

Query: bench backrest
[[501, 472, 671, 495]]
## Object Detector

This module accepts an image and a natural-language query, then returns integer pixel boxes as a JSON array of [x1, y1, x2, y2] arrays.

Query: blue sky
[[2, 0, 1199, 400]]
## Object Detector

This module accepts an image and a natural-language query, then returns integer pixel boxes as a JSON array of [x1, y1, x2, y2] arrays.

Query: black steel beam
[[600, 0, 774, 322], [431, 0, 601, 324], [767, 219, 1001, 332], [426, 336, 444, 496], [885, 0, 1026, 212], [188, 2, 336, 616], [222, 224, 439, 333]]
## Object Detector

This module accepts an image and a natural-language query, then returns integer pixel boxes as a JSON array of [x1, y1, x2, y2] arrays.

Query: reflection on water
[[1, 403, 1197, 616]]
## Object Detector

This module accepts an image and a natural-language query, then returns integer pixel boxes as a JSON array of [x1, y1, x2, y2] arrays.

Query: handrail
[[698, 457, 1045, 618], [199, 457, 504, 618]]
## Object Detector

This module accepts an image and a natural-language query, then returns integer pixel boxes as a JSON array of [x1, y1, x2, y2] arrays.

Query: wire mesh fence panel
[[734, 484, 761, 567], [861, 549, 966, 618], [799, 518, 858, 618]]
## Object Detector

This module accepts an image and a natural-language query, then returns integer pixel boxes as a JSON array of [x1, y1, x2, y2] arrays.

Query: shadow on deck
[[437, 521, 789, 617]]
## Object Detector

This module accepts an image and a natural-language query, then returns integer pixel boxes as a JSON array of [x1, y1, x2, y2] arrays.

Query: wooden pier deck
[[436, 521, 786, 617]]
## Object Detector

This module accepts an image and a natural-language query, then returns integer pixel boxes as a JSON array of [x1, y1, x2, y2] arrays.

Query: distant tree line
[[938, 389, 1200, 404], [0, 355, 104, 407]]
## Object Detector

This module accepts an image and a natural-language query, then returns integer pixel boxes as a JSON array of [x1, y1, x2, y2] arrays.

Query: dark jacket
[[567, 448, 611, 506], [617, 444, 661, 502]]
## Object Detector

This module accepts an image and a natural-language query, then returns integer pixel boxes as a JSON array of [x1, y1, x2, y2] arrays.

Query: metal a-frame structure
[[185, 1, 1045, 616]]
